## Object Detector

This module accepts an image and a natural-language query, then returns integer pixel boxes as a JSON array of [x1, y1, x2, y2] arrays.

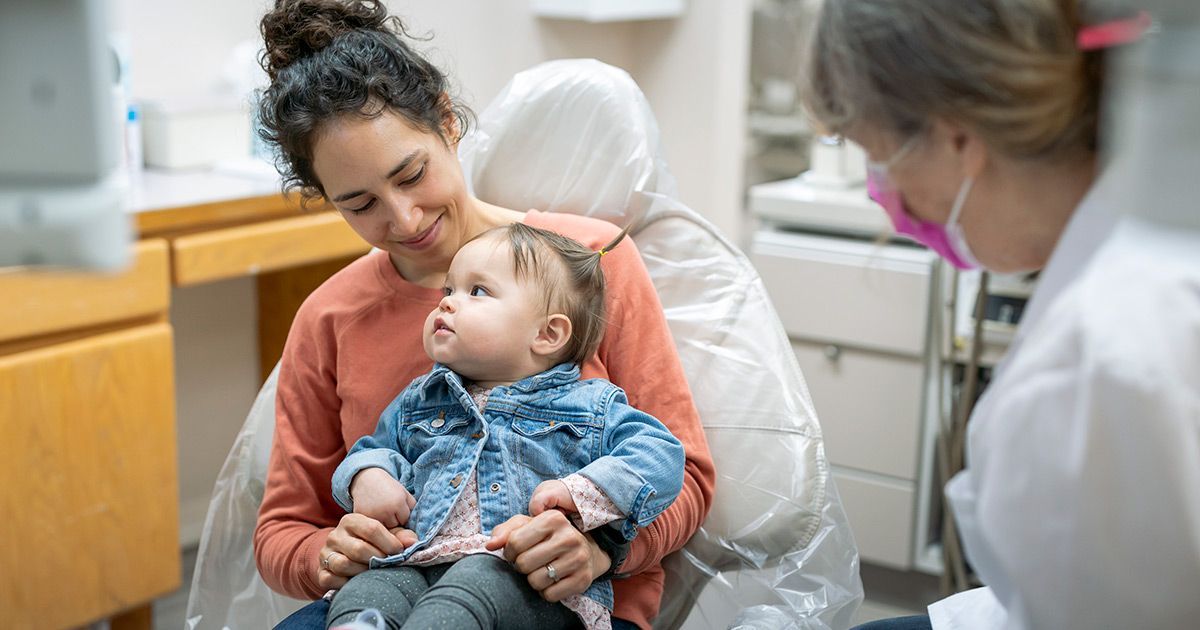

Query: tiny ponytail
[[597, 224, 633, 258]]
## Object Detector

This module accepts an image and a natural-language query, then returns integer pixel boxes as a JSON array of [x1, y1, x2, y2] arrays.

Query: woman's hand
[[485, 511, 611, 602], [317, 513, 418, 590]]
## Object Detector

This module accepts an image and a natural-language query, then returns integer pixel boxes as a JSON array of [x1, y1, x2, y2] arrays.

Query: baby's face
[[423, 235, 548, 383]]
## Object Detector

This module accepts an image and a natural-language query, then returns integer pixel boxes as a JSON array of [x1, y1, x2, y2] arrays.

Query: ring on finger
[[322, 551, 339, 570], [545, 563, 560, 583]]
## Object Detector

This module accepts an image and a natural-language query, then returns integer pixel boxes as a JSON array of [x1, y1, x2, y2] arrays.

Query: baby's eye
[[470, 285, 489, 297], [442, 286, 452, 297]]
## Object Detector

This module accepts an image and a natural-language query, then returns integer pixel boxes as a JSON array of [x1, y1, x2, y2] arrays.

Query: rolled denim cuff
[[331, 448, 409, 512]]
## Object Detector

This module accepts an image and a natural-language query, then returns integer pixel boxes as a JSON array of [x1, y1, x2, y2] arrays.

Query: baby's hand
[[350, 467, 416, 529], [529, 479, 578, 516]]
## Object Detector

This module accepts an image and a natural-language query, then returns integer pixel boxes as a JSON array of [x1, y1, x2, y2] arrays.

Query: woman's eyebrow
[[331, 150, 423, 202]]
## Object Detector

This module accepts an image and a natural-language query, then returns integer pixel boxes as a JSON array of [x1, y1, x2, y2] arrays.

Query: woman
[[252, 2, 715, 628], [802, 1, 1200, 629]]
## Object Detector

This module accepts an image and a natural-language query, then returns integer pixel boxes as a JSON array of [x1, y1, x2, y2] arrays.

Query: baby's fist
[[528, 479, 578, 516]]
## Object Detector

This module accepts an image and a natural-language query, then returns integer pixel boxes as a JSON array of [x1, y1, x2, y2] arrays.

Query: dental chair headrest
[[460, 59, 680, 227]]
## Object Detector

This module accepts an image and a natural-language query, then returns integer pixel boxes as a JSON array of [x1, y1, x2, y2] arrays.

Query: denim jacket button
[[431, 418, 445, 428], [489, 482, 501, 493], [451, 474, 463, 488]]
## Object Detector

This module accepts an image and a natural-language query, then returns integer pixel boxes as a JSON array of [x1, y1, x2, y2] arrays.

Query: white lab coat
[[929, 177, 1200, 629]]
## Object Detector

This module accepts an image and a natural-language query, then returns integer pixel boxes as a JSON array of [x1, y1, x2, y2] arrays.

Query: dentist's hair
[[476, 223, 632, 366], [800, 0, 1125, 159], [258, 0, 473, 204]]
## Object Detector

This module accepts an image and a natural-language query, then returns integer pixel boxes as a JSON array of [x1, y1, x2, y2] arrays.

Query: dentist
[[801, 1, 1200, 628]]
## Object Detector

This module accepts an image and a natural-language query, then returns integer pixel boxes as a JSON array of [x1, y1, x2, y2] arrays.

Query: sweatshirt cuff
[[299, 528, 332, 599], [617, 518, 662, 576]]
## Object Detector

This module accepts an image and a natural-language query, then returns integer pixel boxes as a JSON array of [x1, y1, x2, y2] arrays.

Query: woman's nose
[[386, 198, 423, 238]]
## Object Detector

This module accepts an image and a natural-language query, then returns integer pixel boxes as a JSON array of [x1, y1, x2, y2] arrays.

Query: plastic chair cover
[[186, 59, 862, 629], [460, 58, 862, 630]]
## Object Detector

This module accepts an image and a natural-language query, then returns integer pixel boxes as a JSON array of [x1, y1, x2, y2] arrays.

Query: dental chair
[[186, 59, 863, 630]]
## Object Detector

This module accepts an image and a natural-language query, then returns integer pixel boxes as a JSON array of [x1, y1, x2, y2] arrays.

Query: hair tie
[[598, 248, 610, 257], [1077, 11, 1153, 51]]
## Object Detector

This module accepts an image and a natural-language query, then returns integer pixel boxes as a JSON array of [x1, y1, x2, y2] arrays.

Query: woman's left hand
[[485, 510, 611, 602]]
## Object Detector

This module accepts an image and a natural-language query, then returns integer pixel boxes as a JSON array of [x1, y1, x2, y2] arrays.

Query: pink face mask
[[866, 148, 980, 271]]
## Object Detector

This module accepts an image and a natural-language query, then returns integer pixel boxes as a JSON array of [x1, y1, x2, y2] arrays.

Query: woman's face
[[850, 121, 1029, 272], [311, 111, 475, 284]]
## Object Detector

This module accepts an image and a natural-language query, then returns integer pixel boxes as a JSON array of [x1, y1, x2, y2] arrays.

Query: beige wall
[[109, 0, 272, 101], [389, 0, 751, 241], [113, 0, 751, 546]]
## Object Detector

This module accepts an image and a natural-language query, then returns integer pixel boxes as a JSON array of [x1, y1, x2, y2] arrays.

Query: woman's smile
[[396, 214, 443, 250]]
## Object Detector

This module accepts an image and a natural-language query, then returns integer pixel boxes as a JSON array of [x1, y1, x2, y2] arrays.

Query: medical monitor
[[0, 0, 130, 270]]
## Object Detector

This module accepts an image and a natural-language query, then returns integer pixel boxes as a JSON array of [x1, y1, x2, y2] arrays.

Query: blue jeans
[[852, 615, 933, 630], [273, 598, 641, 629]]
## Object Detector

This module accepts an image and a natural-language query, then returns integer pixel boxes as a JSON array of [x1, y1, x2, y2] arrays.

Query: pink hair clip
[[1077, 11, 1153, 50]]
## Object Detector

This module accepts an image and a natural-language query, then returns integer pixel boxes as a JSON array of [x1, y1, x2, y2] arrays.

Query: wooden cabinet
[[0, 240, 178, 629], [0, 181, 373, 628], [0, 323, 179, 629]]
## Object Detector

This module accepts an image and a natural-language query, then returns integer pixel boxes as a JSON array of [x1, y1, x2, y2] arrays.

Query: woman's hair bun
[[260, 0, 392, 80]]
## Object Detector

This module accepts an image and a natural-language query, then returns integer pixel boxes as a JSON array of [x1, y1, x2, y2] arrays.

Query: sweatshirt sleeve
[[331, 393, 414, 513], [253, 297, 347, 600], [596, 234, 716, 574]]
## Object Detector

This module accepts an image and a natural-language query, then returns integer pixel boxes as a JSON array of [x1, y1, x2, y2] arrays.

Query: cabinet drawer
[[171, 212, 370, 285], [0, 323, 179, 628], [833, 468, 915, 569], [751, 231, 935, 356], [0, 239, 170, 344], [793, 340, 924, 479]]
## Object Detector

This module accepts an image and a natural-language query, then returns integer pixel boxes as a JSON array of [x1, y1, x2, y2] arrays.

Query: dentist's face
[[312, 111, 472, 284]]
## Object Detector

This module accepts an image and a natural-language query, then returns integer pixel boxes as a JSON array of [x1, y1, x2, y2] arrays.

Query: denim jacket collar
[[423, 362, 581, 397]]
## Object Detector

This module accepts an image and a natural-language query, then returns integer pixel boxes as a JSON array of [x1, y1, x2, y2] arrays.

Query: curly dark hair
[[257, 0, 473, 203]]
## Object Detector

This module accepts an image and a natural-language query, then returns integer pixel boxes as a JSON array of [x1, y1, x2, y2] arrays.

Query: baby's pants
[[326, 553, 583, 630]]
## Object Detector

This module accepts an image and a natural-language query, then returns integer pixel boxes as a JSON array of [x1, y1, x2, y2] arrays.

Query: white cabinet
[[751, 229, 938, 569], [791, 340, 925, 480]]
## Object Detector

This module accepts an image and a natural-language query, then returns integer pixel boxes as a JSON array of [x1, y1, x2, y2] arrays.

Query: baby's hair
[[474, 222, 632, 366]]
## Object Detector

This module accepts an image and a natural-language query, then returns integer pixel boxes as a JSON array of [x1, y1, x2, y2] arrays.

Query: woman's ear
[[532, 314, 572, 358], [438, 93, 461, 147], [932, 117, 987, 180]]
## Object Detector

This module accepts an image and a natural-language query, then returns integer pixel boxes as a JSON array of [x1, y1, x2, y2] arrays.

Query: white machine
[[0, 0, 131, 270]]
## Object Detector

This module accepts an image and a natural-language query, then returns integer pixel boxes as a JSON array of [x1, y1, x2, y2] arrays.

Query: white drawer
[[751, 231, 936, 356], [793, 340, 925, 480], [833, 468, 915, 570]]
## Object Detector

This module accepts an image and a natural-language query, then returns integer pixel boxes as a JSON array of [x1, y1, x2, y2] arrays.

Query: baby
[[326, 223, 686, 630]]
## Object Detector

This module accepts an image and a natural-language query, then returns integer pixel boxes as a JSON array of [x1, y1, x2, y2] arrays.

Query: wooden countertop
[[129, 167, 329, 238]]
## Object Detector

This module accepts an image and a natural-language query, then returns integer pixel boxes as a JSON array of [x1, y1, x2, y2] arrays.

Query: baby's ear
[[532, 313, 572, 358]]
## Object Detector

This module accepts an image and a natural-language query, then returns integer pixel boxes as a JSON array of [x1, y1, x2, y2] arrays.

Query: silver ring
[[545, 563, 560, 582], [322, 551, 338, 570]]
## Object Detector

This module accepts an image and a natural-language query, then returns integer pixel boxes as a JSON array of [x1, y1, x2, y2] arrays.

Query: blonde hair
[[800, 0, 1119, 159], [473, 223, 631, 366]]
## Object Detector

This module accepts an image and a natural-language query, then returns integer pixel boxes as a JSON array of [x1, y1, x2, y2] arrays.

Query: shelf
[[531, 0, 684, 22], [749, 175, 890, 237]]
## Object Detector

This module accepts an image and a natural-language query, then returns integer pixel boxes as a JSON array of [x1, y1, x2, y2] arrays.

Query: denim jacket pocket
[[406, 409, 472, 436], [510, 416, 590, 439], [509, 415, 596, 477], [403, 409, 472, 471]]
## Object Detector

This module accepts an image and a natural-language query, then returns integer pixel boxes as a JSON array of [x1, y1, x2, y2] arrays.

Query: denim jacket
[[331, 362, 685, 608]]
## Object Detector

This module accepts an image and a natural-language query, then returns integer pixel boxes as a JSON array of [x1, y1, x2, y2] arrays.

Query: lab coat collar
[[995, 173, 1118, 379]]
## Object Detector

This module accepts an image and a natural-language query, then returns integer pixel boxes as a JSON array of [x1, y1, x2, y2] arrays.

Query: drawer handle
[[823, 344, 842, 362]]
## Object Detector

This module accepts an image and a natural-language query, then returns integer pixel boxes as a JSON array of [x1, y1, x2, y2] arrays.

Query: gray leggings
[[326, 553, 584, 630]]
